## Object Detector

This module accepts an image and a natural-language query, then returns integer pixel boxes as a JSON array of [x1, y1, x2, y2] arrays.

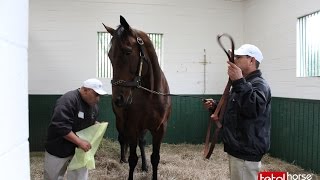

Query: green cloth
[[67, 122, 108, 171]]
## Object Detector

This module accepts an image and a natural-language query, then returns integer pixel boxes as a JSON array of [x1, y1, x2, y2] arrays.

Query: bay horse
[[103, 16, 171, 180]]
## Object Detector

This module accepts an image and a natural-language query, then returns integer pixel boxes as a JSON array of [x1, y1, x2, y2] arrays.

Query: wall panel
[[29, 94, 219, 150], [29, 0, 243, 95], [30, 95, 320, 173], [270, 97, 320, 173]]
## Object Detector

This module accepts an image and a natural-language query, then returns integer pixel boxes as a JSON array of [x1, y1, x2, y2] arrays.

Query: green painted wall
[[29, 94, 219, 151], [29, 95, 320, 173], [270, 97, 320, 173]]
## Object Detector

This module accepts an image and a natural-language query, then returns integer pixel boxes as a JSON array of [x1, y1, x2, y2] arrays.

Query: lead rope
[[203, 33, 235, 159]]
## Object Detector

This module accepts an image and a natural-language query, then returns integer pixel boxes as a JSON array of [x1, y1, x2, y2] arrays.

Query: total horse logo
[[258, 172, 313, 180]]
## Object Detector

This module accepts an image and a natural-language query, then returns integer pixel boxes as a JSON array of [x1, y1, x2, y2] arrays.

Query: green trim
[[29, 95, 320, 173], [270, 97, 320, 173], [29, 94, 219, 150]]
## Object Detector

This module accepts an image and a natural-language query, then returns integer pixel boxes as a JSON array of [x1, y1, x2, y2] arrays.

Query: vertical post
[[199, 49, 209, 94], [0, 0, 30, 179]]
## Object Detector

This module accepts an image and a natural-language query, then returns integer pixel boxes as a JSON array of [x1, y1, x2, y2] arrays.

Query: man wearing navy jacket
[[204, 44, 271, 180]]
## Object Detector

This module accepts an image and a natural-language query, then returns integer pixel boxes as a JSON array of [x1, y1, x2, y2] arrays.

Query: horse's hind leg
[[138, 131, 148, 171], [128, 143, 138, 180]]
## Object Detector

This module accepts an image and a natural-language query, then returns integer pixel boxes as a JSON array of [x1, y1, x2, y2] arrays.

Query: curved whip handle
[[217, 33, 235, 63]]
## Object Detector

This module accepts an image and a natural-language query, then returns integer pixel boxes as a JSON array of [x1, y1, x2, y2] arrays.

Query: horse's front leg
[[128, 142, 138, 180], [118, 133, 128, 163], [151, 124, 166, 180], [138, 131, 148, 171]]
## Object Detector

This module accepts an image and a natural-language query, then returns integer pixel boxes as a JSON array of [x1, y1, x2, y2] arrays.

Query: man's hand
[[203, 99, 215, 109], [64, 131, 92, 152], [78, 139, 92, 152], [227, 61, 243, 81]]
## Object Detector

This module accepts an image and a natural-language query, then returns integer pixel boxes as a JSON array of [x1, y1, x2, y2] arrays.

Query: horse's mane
[[115, 25, 129, 42]]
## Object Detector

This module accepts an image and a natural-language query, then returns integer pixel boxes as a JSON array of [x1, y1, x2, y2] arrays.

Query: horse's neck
[[145, 51, 167, 92]]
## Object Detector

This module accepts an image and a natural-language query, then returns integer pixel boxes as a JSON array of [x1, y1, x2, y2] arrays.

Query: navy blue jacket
[[222, 70, 271, 161]]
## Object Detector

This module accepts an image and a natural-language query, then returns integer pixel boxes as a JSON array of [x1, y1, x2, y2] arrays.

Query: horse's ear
[[102, 23, 115, 35], [120, 15, 130, 30]]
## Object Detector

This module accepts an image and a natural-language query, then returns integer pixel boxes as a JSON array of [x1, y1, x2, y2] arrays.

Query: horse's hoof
[[141, 166, 148, 172], [120, 159, 128, 163]]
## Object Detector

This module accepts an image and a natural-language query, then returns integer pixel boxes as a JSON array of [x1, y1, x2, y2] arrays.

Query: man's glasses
[[234, 55, 250, 60]]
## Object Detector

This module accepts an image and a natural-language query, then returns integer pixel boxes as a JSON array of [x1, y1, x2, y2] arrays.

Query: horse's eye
[[122, 47, 132, 55], [125, 50, 132, 55]]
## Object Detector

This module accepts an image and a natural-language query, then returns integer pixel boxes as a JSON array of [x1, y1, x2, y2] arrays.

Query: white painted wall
[[29, 0, 320, 100], [29, 0, 243, 94], [243, 0, 320, 99], [0, 0, 30, 179]]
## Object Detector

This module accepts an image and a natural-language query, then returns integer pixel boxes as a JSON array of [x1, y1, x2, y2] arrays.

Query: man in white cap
[[44, 78, 107, 180], [204, 44, 271, 180]]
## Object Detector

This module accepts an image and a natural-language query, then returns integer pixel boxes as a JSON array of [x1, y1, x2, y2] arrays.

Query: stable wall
[[29, 0, 243, 95], [243, 0, 320, 100], [0, 0, 29, 179], [28, 0, 320, 175], [29, 0, 320, 99]]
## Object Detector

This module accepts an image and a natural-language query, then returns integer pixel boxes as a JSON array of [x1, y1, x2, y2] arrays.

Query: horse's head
[[103, 16, 151, 107]]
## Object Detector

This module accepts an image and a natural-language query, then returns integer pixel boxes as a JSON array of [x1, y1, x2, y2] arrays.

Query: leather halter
[[203, 33, 235, 159], [111, 32, 147, 88]]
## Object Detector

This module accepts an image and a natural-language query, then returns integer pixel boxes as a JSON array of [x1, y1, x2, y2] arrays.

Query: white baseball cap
[[82, 78, 107, 95], [234, 44, 263, 63]]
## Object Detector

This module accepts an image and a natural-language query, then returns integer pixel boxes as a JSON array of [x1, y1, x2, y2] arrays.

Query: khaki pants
[[229, 154, 261, 180], [44, 151, 88, 180]]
